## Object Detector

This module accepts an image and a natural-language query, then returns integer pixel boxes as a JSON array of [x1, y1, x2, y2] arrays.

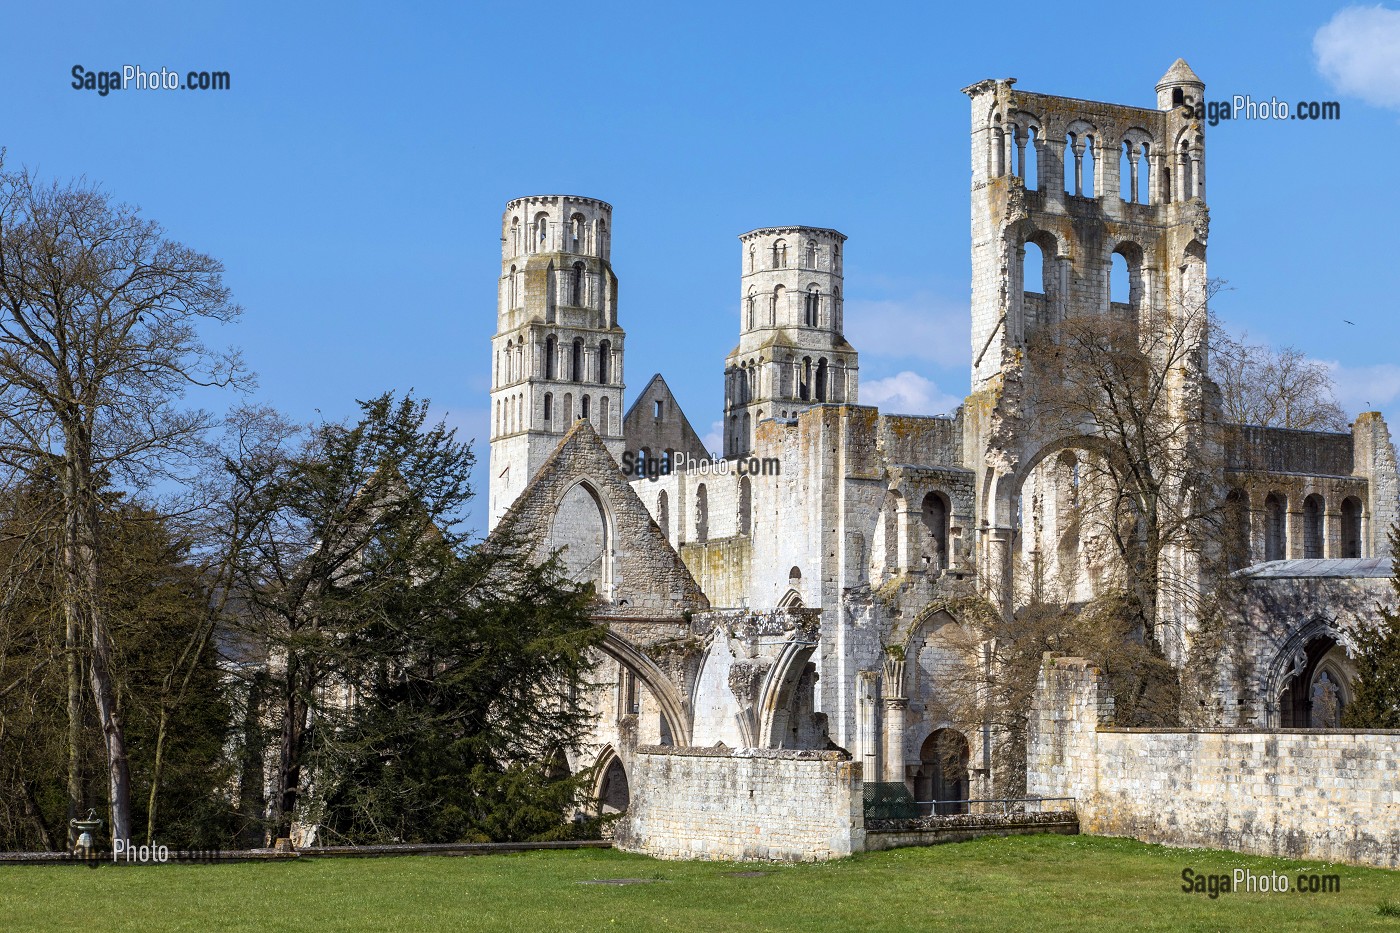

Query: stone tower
[[724, 227, 859, 458], [489, 195, 626, 528], [961, 61, 1211, 659]]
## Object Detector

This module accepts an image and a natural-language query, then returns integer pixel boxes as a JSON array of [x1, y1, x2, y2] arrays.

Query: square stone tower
[[489, 195, 626, 528]]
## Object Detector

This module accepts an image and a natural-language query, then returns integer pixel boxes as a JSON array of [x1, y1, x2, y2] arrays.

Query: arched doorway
[[1277, 636, 1355, 728], [914, 728, 970, 814], [597, 756, 630, 814]]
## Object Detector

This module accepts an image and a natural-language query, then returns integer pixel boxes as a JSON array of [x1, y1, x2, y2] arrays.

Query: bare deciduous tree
[[1023, 288, 1220, 640], [0, 162, 244, 842], [1211, 317, 1349, 431]]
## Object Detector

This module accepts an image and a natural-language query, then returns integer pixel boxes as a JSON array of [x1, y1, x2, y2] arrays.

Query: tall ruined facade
[[484, 62, 1399, 858]]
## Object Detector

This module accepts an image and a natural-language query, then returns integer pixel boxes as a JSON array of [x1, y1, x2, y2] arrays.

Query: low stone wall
[[1029, 655, 1400, 868], [617, 745, 864, 861], [864, 811, 1078, 852]]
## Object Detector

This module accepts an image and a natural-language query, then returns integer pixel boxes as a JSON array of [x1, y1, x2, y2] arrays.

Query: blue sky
[[5, 1, 1400, 533]]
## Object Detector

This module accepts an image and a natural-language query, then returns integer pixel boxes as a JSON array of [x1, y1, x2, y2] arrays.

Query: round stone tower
[[724, 226, 859, 458]]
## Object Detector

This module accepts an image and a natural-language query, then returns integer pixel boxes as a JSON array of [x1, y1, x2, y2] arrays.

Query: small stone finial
[[1156, 58, 1203, 91]]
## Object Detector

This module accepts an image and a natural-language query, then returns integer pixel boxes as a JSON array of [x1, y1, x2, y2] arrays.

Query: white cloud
[[1314, 5, 1400, 109], [1321, 359, 1400, 413], [844, 291, 970, 368], [702, 420, 723, 457], [859, 371, 961, 417]]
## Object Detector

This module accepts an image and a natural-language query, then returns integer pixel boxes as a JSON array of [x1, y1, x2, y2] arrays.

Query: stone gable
[[492, 418, 708, 620]]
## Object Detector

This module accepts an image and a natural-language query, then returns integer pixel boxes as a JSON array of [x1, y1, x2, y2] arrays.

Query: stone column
[[881, 657, 907, 786], [1324, 507, 1341, 559], [983, 526, 1015, 613], [1286, 506, 1304, 560]]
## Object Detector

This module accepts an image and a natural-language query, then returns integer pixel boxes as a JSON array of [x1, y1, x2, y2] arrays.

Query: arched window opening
[[920, 492, 951, 573], [992, 115, 1006, 176], [771, 239, 787, 269], [1138, 143, 1151, 204], [543, 392, 553, 429], [599, 395, 611, 434], [1082, 135, 1096, 198], [581, 394, 591, 421], [1110, 252, 1130, 305], [1341, 497, 1363, 559], [772, 285, 785, 326], [1120, 141, 1134, 202], [916, 729, 970, 814], [694, 483, 709, 544], [1024, 126, 1039, 190], [800, 356, 812, 401], [804, 286, 820, 327], [1179, 140, 1194, 200], [1110, 244, 1144, 322], [805, 240, 816, 268], [738, 476, 752, 535], [741, 411, 751, 454], [534, 212, 549, 250], [656, 490, 670, 542], [1264, 493, 1287, 561], [1064, 133, 1079, 196], [1172, 87, 1184, 107], [1303, 494, 1325, 559], [563, 392, 573, 423], [815, 357, 829, 402], [510, 217, 520, 255], [1022, 240, 1046, 294], [598, 339, 611, 384], [748, 244, 756, 273], [746, 286, 756, 329], [595, 218, 607, 256], [572, 261, 585, 305], [571, 338, 583, 383], [508, 264, 518, 308], [545, 335, 557, 380], [833, 286, 842, 331], [570, 213, 585, 252]]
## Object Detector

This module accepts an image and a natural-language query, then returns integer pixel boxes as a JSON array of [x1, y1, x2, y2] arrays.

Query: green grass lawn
[[2, 834, 1398, 932]]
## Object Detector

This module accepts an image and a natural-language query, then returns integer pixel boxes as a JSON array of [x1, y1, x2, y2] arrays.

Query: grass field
[[2, 834, 1398, 932]]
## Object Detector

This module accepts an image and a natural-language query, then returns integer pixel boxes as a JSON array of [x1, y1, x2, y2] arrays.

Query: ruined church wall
[[1029, 656, 1400, 868], [1223, 424, 1354, 476], [618, 746, 865, 861]]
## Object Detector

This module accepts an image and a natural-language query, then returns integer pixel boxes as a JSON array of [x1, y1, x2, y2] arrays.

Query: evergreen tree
[[230, 392, 601, 844], [1342, 526, 1400, 729]]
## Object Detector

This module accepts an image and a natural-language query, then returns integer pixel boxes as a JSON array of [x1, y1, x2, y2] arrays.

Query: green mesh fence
[[862, 781, 919, 820]]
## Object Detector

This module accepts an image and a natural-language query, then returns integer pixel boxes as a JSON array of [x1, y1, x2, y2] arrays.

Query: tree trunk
[[273, 665, 309, 840], [236, 672, 268, 847], [61, 452, 132, 845], [66, 607, 82, 848]]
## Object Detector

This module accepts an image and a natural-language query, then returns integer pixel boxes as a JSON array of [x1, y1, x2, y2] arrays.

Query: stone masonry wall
[[1028, 655, 1400, 868], [618, 746, 865, 861]]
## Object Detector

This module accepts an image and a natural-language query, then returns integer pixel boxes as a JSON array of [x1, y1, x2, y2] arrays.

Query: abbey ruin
[[486, 61, 1400, 866]]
